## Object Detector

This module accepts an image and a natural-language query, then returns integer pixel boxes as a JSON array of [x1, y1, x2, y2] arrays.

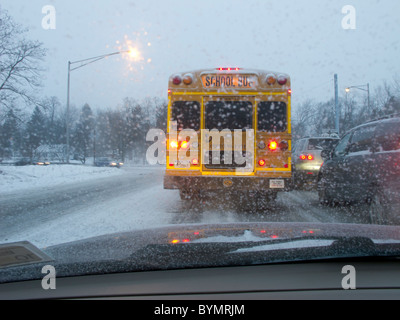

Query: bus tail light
[[170, 140, 179, 149], [279, 140, 289, 151], [170, 140, 190, 150], [258, 159, 266, 166], [191, 158, 199, 166], [180, 140, 189, 149], [268, 141, 278, 151]]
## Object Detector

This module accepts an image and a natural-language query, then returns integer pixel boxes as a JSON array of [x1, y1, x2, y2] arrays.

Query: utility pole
[[334, 74, 339, 134]]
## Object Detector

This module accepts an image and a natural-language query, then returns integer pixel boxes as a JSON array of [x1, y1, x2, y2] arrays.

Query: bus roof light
[[172, 75, 182, 85], [277, 75, 287, 85], [266, 74, 276, 85], [216, 67, 241, 71], [183, 74, 193, 85]]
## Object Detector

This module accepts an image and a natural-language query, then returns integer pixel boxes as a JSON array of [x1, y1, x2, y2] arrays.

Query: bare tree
[[0, 8, 46, 110]]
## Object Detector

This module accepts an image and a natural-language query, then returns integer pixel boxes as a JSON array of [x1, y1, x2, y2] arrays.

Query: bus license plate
[[269, 179, 284, 189]]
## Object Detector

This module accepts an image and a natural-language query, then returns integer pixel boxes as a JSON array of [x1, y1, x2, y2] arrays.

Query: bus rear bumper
[[164, 175, 293, 192]]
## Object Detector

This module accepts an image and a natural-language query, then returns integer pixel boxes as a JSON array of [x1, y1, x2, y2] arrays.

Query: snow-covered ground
[[0, 163, 369, 249], [0, 164, 178, 248], [0, 164, 127, 194]]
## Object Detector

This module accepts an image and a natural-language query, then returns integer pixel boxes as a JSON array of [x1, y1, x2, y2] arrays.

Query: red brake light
[[300, 154, 306, 160], [191, 158, 199, 166], [258, 159, 266, 166], [307, 154, 314, 160]]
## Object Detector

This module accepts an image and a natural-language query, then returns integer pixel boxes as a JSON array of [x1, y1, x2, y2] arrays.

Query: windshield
[[1, 0, 400, 287], [307, 139, 338, 150], [205, 100, 253, 130]]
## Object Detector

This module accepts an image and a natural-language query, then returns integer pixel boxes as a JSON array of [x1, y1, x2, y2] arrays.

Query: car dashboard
[[1, 260, 400, 301]]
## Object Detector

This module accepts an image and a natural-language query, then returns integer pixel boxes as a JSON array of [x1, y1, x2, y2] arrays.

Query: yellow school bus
[[164, 67, 292, 201]]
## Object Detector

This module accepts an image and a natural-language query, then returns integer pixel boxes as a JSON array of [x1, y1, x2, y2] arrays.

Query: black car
[[318, 115, 400, 224], [14, 158, 32, 166]]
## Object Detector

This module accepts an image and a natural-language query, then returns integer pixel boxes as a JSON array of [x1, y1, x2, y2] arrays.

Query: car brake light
[[300, 154, 314, 160]]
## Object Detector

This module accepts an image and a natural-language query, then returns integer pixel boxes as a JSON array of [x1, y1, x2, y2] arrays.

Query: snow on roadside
[[0, 164, 125, 194], [4, 182, 179, 248]]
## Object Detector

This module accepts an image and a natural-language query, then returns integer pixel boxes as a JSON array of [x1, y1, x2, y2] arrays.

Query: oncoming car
[[32, 160, 51, 166], [94, 157, 123, 168], [292, 135, 339, 189]]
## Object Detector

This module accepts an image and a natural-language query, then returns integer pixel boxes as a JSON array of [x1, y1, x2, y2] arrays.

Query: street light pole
[[65, 50, 130, 163], [345, 83, 370, 109], [66, 61, 71, 163]]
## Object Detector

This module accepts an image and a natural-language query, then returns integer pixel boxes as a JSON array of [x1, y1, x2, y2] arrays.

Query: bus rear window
[[257, 101, 287, 132], [205, 101, 253, 130], [171, 101, 200, 131]]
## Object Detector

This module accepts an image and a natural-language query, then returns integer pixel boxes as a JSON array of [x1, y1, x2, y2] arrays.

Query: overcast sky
[[1, 0, 400, 112]]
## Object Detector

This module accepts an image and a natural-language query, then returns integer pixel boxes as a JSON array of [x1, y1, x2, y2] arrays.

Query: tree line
[[0, 95, 168, 163], [292, 79, 400, 141]]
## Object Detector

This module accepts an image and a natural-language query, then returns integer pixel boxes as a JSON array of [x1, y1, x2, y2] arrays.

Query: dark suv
[[317, 115, 400, 224]]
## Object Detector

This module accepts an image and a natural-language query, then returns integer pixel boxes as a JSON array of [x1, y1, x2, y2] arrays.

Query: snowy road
[[0, 165, 373, 248]]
